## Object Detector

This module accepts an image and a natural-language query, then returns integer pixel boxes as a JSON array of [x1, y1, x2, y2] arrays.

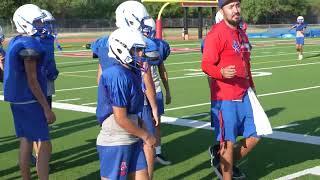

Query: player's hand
[[45, 109, 56, 124], [165, 91, 171, 105], [152, 108, 159, 127], [143, 133, 156, 148], [221, 65, 236, 79]]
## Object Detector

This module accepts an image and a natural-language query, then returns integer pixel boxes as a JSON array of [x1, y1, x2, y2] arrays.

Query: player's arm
[[113, 106, 156, 147], [97, 64, 102, 84], [158, 63, 171, 104], [143, 63, 159, 126], [22, 49, 55, 124], [202, 32, 236, 79], [289, 24, 297, 31]]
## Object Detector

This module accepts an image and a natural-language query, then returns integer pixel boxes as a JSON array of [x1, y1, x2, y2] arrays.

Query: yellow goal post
[[142, 0, 218, 39]]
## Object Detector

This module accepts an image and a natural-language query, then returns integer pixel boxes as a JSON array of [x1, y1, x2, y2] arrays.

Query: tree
[[241, 0, 280, 24], [241, 0, 309, 24]]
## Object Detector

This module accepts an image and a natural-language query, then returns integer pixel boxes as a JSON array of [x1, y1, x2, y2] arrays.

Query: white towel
[[248, 87, 273, 136]]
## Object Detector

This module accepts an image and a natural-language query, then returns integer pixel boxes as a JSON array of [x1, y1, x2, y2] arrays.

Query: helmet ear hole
[[117, 49, 122, 54]]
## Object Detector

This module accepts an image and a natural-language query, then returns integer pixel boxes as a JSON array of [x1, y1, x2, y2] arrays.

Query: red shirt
[[202, 21, 254, 100]]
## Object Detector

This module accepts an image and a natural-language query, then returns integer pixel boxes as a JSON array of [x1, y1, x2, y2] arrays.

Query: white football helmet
[[13, 4, 46, 36], [115, 1, 151, 33], [0, 25, 4, 42], [108, 28, 146, 70], [215, 10, 224, 24], [297, 16, 304, 23], [41, 9, 56, 35]]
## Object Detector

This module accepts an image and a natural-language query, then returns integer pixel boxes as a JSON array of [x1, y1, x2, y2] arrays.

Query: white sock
[[155, 146, 161, 155]]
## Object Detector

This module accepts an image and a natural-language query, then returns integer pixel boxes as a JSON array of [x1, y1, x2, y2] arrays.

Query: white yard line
[[55, 86, 98, 92], [60, 69, 98, 74], [272, 123, 299, 130], [170, 59, 320, 80], [57, 55, 317, 75], [164, 50, 320, 66], [252, 61, 320, 71], [0, 95, 319, 146], [161, 116, 320, 145], [180, 113, 209, 119], [168, 74, 204, 80], [61, 74, 96, 79], [55, 98, 81, 103], [57, 49, 320, 75], [275, 166, 320, 180], [258, 85, 320, 97], [56, 60, 320, 92], [165, 85, 320, 112], [165, 102, 211, 112], [81, 102, 97, 106]]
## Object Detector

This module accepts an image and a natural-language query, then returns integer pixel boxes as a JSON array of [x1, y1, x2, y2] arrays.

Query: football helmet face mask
[[41, 9, 57, 35], [142, 17, 156, 38], [13, 4, 46, 36], [108, 28, 148, 72]]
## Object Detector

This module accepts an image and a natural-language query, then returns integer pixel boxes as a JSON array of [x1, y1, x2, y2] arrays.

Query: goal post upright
[[142, 0, 218, 40]]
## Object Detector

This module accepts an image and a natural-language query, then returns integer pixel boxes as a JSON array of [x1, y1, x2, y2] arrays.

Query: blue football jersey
[[145, 38, 170, 66], [91, 36, 116, 70], [294, 23, 307, 31], [3, 35, 47, 103], [153, 38, 170, 62], [96, 61, 144, 124], [38, 35, 59, 81]]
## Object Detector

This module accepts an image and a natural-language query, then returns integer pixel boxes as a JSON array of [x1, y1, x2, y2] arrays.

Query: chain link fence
[[1, 17, 319, 37]]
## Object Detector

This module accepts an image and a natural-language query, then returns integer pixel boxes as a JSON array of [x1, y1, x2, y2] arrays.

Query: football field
[[0, 37, 320, 179]]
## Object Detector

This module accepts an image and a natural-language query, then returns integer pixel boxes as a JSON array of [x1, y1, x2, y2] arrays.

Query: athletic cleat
[[208, 145, 220, 167], [155, 154, 171, 165], [209, 145, 246, 179], [209, 145, 222, 179]]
